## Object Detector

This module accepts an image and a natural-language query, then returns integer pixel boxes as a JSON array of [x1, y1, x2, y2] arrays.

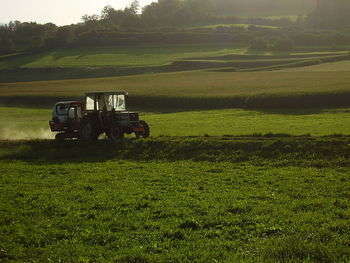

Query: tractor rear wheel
[[136, 120, 150, 138], [80, 122, 97, 141], [108, 126, 124, 142], [55, 133, 66, 141]]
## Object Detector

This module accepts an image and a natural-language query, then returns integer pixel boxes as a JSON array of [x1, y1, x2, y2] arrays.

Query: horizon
[[0, 0, 156, 26]]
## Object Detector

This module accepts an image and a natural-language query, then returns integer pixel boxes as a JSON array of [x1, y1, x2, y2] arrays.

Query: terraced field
[[282, 60, 350, 72], [1, 44, 349, 83], [0, 45, 247, 69]]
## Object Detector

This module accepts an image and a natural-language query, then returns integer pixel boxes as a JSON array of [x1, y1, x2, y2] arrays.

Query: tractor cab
[[85, 92, 127, 112]]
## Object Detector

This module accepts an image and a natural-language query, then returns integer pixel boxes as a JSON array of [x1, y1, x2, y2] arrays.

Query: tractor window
[[77, 107, 82, 118], [116, 95, 126, 111], [68, 107, 76, 119], [56, 104, 69, 115], [105, 95, 114, 111], [86, 96, 95, 110]]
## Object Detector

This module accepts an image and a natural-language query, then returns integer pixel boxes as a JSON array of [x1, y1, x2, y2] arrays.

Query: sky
[[0, 0, 156, 26]]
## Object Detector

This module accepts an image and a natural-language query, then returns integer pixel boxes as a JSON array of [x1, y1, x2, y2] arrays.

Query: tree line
[[0, 0, 349, 55]]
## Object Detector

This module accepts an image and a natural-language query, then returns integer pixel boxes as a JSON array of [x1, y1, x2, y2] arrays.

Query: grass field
[[282, 60, 350, 72], [1, 44, 349, 83], [0, 45, 247, 69], [1, 47, 347, 72], [190, 24, 280, 30], [0, 137, 349, 262], [1, 42, 350, 262], [1, 69, 350, 110], [3, 70, 350, 97], [0, 107, 349, 140]]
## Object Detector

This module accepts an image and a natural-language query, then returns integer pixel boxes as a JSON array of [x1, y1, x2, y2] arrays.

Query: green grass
[[282, 60, 350, 72], [1, 42, 350, 262], [190, 23, 280, 30], [1, 69, 350, 110], [1, 43, 349, 84], [0, 44, 247, 69], [1, 47, 347, 72], [145, 108, 350, 136], [265, 15, 299, 21], [0, 107, 349, 140], [0, 137, 349, 262], [2, 70, 350, 98]]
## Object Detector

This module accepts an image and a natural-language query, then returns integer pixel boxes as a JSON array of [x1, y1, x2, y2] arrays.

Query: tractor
[[49, 91, 150, 141]]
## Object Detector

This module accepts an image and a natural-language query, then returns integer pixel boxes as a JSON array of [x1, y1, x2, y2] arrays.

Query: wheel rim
[[109, 127, 122, 141], [81, 123, 92, 140]]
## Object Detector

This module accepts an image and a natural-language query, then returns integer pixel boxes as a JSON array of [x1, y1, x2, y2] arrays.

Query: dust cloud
[[0, 127, 54, 140]]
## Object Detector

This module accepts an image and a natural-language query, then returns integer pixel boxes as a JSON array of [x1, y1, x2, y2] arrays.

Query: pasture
[[282, 60, 350, 72], [0, 107, 350, 140], [0, 44, 247, 69], [0, 42, 350, 262], [0, 137, 349, 262], [3, 70, 350, 97], [0, 44, 349, 83], [1, 69, 350, 111]]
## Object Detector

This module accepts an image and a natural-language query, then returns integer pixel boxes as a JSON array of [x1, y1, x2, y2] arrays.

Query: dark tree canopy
[[308, 0, 350, 28]]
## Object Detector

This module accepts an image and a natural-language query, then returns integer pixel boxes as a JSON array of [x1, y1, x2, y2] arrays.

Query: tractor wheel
[[108, 126, 124, 142], [80, 122, 97, 141], [136, 120, 150, 138], [55, 133, 66, 141]]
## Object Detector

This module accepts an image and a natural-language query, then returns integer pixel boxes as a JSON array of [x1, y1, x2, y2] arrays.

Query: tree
[[82, 15, 100, 27], [100, 1, 141, 29], [0, 36, 15, 54], [142, 0, 184, 27], [308, 0, 350, 28]]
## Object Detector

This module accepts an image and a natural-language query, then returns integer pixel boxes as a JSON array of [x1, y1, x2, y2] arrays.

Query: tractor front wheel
[[136, 120, 150, 138], [55, 133, 66, 141], [108, 126, 124, 142]]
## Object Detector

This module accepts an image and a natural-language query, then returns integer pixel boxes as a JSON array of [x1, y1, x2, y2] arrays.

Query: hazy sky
[[0, 0, 156, 25]]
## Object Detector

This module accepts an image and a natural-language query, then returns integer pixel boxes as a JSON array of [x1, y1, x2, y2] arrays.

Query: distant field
[[1, 47, 348, 71], [282, 60, 350, 72], [2, 70, 350, 98], [0, 45, 247, 69], [1, 107, 349, 140], [1, 69, 350, 111], [265, 15, 299, 21], [1, 44, 349, 84], [190, 24, 280, 30]]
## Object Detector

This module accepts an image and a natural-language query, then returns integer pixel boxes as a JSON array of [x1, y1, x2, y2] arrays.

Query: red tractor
[[49, 91, 150, 141]]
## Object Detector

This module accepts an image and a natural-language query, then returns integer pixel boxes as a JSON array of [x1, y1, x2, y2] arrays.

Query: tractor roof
[[55, 101, 81, 105], [85, 91, 128, 96]]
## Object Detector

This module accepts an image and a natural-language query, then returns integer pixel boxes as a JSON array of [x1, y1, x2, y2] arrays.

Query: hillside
[[1, 43, 350, 83]]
